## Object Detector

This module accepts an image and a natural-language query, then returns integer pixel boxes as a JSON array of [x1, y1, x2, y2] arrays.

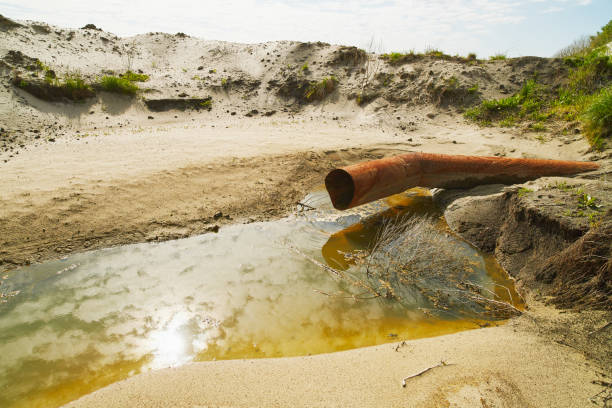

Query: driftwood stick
[[401, 360, 454, 387]]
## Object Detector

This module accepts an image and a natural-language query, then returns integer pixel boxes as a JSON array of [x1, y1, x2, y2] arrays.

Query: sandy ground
[[2, 15, 611, 408], [65, 305, 608, 408], [0, 117, 595, 269]]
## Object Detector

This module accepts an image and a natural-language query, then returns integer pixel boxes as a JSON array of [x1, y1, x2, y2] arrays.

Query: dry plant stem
[[401, 360, 454, 387]]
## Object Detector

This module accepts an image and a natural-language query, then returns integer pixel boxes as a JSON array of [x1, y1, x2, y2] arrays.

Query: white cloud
[[0, 0, 599, 56]]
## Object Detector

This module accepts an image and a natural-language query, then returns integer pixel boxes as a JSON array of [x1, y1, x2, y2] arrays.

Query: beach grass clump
[[381, 51, 417, 65], [120, 70, 149, 82], [63, 73, 91, 94], [304, 76, 338, 101], [13, 70, 94, 101], [489, 53, 507, 61], [582, 86, 612, 149], [99, 75, 139, 95]]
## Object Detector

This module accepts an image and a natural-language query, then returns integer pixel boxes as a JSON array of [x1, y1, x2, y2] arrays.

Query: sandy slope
[[1, 15, 611, 408]]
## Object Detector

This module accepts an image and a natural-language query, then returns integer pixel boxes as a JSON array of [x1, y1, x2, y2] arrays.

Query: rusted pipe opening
[[325, 169, 354, 210]]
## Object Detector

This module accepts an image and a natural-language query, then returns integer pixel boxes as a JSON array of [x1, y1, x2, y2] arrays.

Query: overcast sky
[[2, 0, 611, 57]]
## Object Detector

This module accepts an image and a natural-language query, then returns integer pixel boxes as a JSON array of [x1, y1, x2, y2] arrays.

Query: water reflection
[[0, 189, 521, 408]]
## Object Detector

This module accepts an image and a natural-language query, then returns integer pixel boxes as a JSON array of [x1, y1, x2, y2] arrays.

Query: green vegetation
[[424, 48, 446, 58], [221, 78, 228, 87], [99, 75, 139, 94], [563, 188, 603, 225], [381, 51, 415, 64], [200, 99, 212, 109], [14, 70, 94, 101], [577, 192, 601, 210], [304, 76, 338, 101], [489, 53, 507, 61], [464, 19, 612, 150], [381, 49, 481, 65], [301, 63, 309, 72], [582, 86, 611, 149], [464, 79, 547, 126], [355, 91, 378, 106], [556, 20, 612, 58], [120, 70, 149, 82], [517, 187, 533, 198], [554, 181, 573, 192], [467, 84, 479, 94], [64, 73, 91, 93]]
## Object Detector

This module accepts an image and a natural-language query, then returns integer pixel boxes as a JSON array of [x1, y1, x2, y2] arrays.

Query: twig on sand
[[401, 360, 454, 387], [297, 201, 316, 211], [589, 380, 611, 406]]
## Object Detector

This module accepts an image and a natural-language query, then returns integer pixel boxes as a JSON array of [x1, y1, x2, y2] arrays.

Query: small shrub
[[467, 53, 477, 61], [467, 84, 479, 94], [200, 99, 212, 109], [121, 70, 149, 82], [99, 75, 139, 94], [301, 63, 309, 72]]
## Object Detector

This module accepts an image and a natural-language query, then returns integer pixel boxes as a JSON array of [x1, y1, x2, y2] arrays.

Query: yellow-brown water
[[0, 189, 522, 408]]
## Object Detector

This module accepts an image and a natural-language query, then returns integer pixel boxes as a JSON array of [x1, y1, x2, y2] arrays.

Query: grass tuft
[[489, 53, 507, 61], [582, 86, 612, 149], [120, 70, 149, 82], [99, 75, 139, 94]]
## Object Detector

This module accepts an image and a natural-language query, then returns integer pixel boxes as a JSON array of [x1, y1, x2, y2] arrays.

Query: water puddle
[[0, 188, 522, 408]]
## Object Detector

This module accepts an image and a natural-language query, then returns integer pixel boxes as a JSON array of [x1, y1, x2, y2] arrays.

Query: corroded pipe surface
[[325, 152, 599, 210]]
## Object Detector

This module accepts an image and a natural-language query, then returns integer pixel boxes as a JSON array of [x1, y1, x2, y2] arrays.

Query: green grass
[[489, 53, 507, 61], [582, 86, 612, 149], [200, 99, 212, 109], [120, 70, 149, 82], [99, 75, 139, 94], [301, 63, 309, 72], [465, 19, 612, 150], [64, 73, 90, 93], [518, 187, 533, 198], [381, 51, 415, 64], [305, 76, 338, 101]]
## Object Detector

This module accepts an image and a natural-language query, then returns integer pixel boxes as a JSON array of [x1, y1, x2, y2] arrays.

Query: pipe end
[[325, 169, 355, 210]]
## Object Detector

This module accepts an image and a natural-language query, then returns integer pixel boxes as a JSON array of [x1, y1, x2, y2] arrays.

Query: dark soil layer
[[144, 97, 213, 111]]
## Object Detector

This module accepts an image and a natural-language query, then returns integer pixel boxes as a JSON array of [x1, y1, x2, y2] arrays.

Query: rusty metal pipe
[[325, 152, 599, 210]]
